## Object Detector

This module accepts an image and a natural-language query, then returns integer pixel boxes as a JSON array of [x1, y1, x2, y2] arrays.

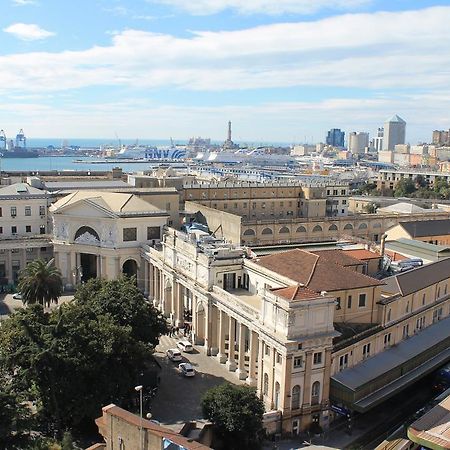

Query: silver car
[[179, 362, 195, 377], [166, 348, 182, 362]]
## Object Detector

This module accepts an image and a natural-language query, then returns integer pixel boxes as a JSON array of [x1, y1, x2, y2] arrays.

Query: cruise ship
[[114, 144, 187, 160]]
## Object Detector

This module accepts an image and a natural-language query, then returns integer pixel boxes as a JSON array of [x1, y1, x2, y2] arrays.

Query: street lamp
[[135, 385, 144, 450]]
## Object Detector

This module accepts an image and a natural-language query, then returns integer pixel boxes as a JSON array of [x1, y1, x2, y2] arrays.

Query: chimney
[[380, 234, 387, 257]]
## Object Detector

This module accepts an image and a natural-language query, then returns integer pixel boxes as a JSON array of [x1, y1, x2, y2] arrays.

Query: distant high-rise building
[[326, 128, 345, 147], [382, 115, 406, 150], [372, 127, 384, 152], [432, 130, 450, 146], [348, 132, 369, 154]]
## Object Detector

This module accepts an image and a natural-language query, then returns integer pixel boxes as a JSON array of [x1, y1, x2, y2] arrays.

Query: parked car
[[166, 348, 182, 362], [12, 293, 23, 300], [179, 362, 195, 377], [177, 340, 193, 353]]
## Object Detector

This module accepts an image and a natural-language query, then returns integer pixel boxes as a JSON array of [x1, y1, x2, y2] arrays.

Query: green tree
[[0, 381, 32, 449], [202, 383, 265, 450], [363, 203, 377, 214], [0, 292, 163, 435], [18, 259, 63, 307], [394, 178, 416, 197], [414, 174, 427, 188], [73, 277, 168, 346]]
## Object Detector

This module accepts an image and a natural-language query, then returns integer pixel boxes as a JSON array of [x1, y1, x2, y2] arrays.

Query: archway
[[74, 226, 100, 243], [122, 259, 138, 278], [80, 253, 97, 282]]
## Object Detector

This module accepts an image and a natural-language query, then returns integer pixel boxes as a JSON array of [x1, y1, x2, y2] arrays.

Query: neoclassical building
[[49, 191, 450, 436], [50, 191, 169, 289]]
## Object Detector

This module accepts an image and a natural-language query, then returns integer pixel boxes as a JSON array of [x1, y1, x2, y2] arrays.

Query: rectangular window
[[339, 354, 348, 371], [0, 227, 2, 234], [347, 295, 352, 309], [336, 297, 341, 310], [264, 344, 270, 356], [39, 225, 46, 235], [276, 353, 282, 364], [293, 356, 303, 369], [26, 225, 31, 233], [123, 227, 137, 241], [11, 226, 17, 234], [362, 343, 371, 359], [223, 203, 228, 209], [39, 205, 46, 216], [384, 333, 391, 347], [313, 352, 322, 365], [243, 202, 247, 208], [11, 206, 17, 217], [25, 206, 31, 216], [358, 293, 367, 308], [402, 324, 409, 339], [147, 226, 160, 241], [0, 207, 2, 217]]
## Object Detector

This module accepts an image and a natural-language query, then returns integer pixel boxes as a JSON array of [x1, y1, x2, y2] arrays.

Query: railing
[[212, 286, 260, 321]]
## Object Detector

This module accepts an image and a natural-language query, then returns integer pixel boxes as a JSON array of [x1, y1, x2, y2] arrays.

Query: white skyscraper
[[382, 115, 406, 150], [348, 132, 369, 154]]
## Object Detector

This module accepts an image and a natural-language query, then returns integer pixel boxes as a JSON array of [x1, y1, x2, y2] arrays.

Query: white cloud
[[1, 6, 450, 141], [148, 0, 372, 15], [12, 0, 38, 5], [3, 23, 55, 41]]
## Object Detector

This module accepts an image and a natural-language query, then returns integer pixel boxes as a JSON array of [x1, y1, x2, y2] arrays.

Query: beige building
[[0, 182, 53, 286], [50, 191, 169, 290], [377, 169, 450, 191], [385, 219, 450, 245]]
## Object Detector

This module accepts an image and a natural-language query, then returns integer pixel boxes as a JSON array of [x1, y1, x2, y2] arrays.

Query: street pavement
[[150, 333, 242, 427], [0, 292, 74, 320]]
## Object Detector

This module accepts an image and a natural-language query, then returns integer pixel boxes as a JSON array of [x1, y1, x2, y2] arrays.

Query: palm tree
[[17, 258, 63, 307]]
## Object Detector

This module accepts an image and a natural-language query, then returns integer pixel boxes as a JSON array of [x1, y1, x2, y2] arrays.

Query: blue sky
[[1, 0, 450, 143]]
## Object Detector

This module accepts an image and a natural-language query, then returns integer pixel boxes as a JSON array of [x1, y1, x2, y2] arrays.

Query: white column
[[246, 330, 258, 386], [236, 322, 247, 380], [217, 310, 227, 363], [226, 316, 237, 371], [143, 261, 149, 297]]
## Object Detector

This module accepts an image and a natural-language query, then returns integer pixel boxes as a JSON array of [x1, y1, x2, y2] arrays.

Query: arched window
[[279, 226, 290, 234], [373, 222, 382, 229], [263, 374, 269, 396], [291, 385, 301, 410], [311, 381, 320, 405], [261, 228, 273, 235], [312, 225, 322, 232], [274, 382, 280, 409], [74, 226, 100, 242], [343, 223, 353, 230], [358, 223, 368, 230], [328, 224, 338, 231], [296, 226, 307, 233], [243, 229, 255, 236]]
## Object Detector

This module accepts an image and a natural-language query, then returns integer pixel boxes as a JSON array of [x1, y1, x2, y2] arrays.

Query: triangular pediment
[[51, 197, 116, 218]]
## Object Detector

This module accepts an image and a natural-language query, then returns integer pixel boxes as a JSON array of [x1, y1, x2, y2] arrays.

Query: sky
[[1, 0, 450, 144]]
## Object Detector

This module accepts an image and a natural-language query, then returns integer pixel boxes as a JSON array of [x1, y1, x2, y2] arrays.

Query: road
[[150, 334, 242, 427]]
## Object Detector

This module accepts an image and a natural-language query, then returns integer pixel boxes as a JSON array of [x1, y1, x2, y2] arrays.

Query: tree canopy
[[394, 178, 416, 197], [0, 277, 168, 438], [18, 259, 63, 307], [202, 383, 265, 450]]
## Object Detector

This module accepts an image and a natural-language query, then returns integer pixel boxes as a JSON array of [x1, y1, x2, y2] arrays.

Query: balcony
[[212, 286, 261, 321]]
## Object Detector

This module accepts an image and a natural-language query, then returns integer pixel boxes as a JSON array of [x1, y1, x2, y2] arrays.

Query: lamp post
[[135, 385, 144, 450]]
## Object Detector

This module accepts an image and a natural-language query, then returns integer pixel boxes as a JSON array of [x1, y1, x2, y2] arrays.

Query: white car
[[179, 362, 195, 377], [166, 348, 182, 362], [176, 340, 193, 353]]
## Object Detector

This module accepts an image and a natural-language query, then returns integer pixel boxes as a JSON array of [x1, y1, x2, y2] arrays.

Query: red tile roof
[[271, 285, 321, 301], [313, 249, 364, 266], [343, 249, 382, 261], [256, 249, 383, 292]]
